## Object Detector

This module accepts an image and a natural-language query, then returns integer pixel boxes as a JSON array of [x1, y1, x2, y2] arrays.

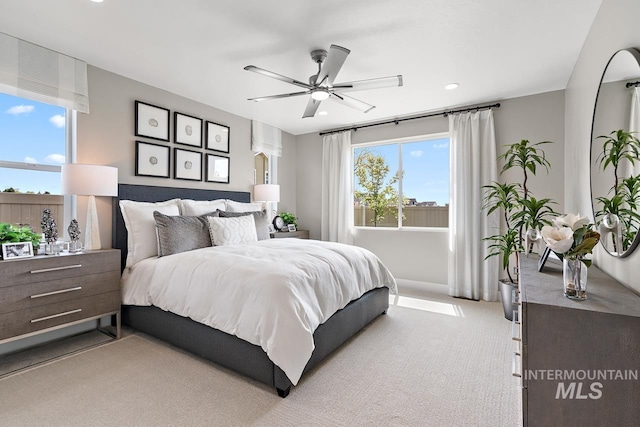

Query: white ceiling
[[1, 0, 601, 136]]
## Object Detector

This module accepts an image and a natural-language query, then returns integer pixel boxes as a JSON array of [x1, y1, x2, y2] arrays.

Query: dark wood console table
[[516, 255, 640, 426]]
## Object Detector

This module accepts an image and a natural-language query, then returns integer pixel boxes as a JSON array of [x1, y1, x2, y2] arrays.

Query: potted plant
[[482, 140, 556, 320], [0, 222, 42, 258], [278, 212, 298, 228]]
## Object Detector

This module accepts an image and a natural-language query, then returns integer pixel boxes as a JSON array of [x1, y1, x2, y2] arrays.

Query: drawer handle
[[511, 315, 521, 342], [31, 309, 82, 323], [30, 287, 82, 299], [512, 352, 522, 377], [30, 264, 82, 274]]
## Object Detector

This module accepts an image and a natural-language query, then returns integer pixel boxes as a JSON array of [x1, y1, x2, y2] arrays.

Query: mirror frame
[[590, 47, 640, 258]]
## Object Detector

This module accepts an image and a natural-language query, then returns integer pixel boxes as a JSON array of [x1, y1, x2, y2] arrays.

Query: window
[[0, 92, 69, 229], [353, 133, 450, 228]]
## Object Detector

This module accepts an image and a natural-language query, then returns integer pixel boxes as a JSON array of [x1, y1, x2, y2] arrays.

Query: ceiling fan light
[[311, 89, 330, 101]]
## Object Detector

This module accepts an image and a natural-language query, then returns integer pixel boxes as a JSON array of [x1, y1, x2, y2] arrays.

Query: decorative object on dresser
[[135, 141, 170, 178], [61, 164, 119, 250], [1, 242, 33, 260], [134, 100, 170, 142], [205, 154, 230, 183], [541, 213, 600, 300], [174, 112, 203, 147], [482, 139, 556, 320], [516, 255, 640, 426], [40, 208, 59, 255], [205, 121, 230, 153], [0, 250, 121, 353], [67, 219, 82, 252], [0, 223, 42, 259]]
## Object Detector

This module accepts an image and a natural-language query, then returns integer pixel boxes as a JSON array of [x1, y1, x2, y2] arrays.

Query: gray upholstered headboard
[[112, 184, 251, 270]]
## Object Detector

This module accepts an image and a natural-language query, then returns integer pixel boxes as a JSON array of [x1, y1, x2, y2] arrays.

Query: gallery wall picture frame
[[174, 112, 203, 147], [174, 148, 203, 181], [135, 100, 170, 142], [135, 141, 170, 178], [205, 121, 230, 153], [2, 242, 34, 260], [205, 154, 230, 184]]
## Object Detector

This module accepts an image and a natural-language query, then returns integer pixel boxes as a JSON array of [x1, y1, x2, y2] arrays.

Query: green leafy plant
[[279, 212, 298, 227], [594, 130, 640, 253], [0, 222, 42, 257], [482, 140, 556, 284]]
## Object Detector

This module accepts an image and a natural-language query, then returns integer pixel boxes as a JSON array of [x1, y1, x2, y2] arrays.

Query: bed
[[112, 184, 395, 397]]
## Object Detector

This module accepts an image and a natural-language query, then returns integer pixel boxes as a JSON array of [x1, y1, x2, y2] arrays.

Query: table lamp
[[61, 163, 118, 250], [253, 184, 280, 220]]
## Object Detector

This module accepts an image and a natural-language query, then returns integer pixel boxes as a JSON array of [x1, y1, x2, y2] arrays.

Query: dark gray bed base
[[122, 287, 389, 397], [113, 184, 389, 397]]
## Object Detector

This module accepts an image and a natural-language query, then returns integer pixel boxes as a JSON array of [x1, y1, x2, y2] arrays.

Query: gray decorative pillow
[[218, 209, 270, 240], [153, 211, 219, 257]]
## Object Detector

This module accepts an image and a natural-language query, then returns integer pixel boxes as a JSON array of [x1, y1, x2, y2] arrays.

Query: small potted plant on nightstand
[[279, 212, 298, 230]]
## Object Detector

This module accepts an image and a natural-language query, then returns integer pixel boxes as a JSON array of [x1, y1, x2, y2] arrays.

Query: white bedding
[[122, 238, 397, 385]]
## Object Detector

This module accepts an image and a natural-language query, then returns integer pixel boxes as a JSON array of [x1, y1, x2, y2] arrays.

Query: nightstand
[[0, 249, 121, 345], [272, 230, 310, 239]]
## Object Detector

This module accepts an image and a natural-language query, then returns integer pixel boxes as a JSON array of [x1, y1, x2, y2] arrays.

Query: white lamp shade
[[253, 184, 280, 202], [62, 164, 118, 196]]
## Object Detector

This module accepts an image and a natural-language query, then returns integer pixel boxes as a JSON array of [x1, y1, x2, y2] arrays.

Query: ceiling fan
[[244, 44, 403, 118]]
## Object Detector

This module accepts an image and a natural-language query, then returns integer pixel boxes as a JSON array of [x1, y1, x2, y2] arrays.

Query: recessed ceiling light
[[90, 0, 104, 3], [445, 83, 459, 90], [318, 111, 328, 116]]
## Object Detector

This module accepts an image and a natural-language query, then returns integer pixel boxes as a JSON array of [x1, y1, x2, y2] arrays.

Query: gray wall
[[295, 90, 565, 284], [77, 66, 297, 247], [565, 0, 640, 294]]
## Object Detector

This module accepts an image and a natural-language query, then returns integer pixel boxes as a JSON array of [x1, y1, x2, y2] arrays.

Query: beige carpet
[[0, 284, 520, 426]]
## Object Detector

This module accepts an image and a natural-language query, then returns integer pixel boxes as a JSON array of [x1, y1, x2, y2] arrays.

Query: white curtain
[[448, 110, 499, 301], [251, 120, 282, 157], [321, 131, 353, 244], [0, 32, 89, 113]]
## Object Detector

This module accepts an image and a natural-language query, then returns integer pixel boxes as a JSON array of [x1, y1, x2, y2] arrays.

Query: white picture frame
[[2, 242, 34, 260], [135, 101, 170, 142], [205, 121, 230, 153], [287, 224, 297, 232], [174, 112, 203, 147]]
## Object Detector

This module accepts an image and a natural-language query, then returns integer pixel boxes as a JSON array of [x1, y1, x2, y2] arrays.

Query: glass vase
[[563, 257, 588, 300]]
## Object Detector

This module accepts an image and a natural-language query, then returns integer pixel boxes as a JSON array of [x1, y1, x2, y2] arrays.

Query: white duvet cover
[[122, 238, 397, 385]]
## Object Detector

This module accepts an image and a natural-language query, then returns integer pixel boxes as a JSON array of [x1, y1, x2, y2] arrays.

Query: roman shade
[[251, 120, 282, 157], [0, 32, 89, 113]]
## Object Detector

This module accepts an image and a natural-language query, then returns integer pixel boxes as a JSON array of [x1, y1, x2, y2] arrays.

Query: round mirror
[[591, 48, 640, 257]]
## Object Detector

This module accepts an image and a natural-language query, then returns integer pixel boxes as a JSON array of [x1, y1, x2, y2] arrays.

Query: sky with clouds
[[0, 93, 65, 193], [355, 137, 450, 206]]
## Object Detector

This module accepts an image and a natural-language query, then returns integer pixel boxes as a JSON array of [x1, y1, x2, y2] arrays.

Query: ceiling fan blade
[[317, 45, 350, 86], [302, 98, 322, 118], [332, 75, 403, 93], [248, 90, 310, 102], [244, 65, 312, 90], [330, 93, 375, 113]]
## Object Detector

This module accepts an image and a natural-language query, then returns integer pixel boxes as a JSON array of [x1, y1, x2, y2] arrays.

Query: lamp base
[[84, 195, 101, 250]]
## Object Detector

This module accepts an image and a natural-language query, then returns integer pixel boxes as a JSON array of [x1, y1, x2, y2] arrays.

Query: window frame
[[352, 131, 450, 231]]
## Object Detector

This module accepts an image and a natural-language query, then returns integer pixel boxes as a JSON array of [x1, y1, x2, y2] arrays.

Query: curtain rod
[[626, 81, 640, 88], [318, 102, 501, 136]]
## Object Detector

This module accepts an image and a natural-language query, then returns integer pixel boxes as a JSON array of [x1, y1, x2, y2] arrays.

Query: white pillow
[[225, 200, 262, 213], [119, 199, 181, 267], [180, 199, 226, 216], [207, 215, 257, 246]]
